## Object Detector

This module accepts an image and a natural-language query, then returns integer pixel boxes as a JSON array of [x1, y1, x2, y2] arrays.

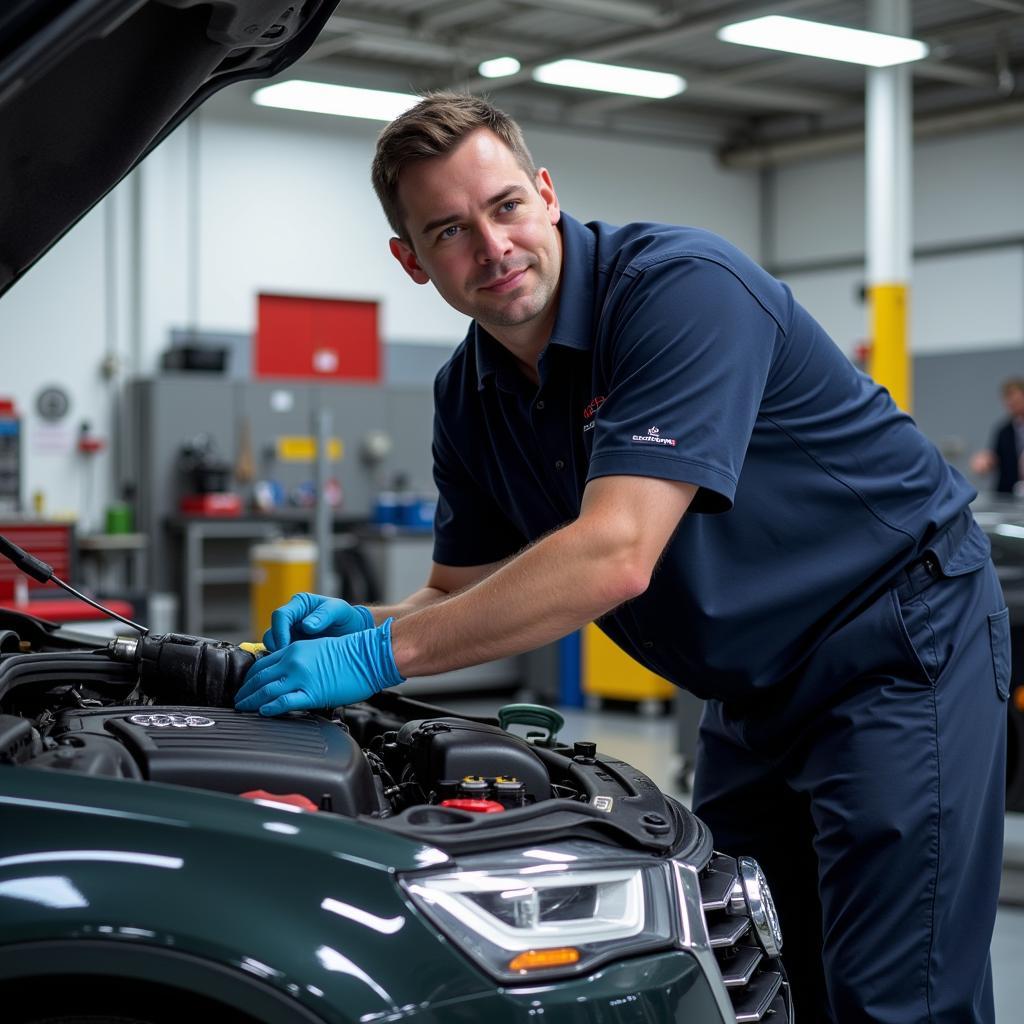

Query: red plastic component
[[440, 798, 506, 814], [179, 493, 242, 517], [77, 436, 105, 454], [239, 789, 319, 812], [256, 293, 380, 382]]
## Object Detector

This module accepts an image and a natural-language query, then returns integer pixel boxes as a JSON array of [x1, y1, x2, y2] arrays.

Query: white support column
[[866, 0, 913, 411]]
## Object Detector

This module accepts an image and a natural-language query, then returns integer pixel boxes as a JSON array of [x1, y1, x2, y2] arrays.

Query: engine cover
[[49, 705, 377, 815]]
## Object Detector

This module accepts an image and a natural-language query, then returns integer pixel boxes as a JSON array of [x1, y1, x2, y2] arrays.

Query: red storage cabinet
[[0, 521, 74, 601], [256, 293, 380, 382]]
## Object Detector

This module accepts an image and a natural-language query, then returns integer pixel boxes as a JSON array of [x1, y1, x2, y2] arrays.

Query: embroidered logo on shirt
[[632, 425, 677, 447], [582, 395, 605, 435]]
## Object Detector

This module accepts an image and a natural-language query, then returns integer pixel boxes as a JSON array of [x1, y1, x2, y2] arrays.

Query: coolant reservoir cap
[[440, 798, 505, 814]]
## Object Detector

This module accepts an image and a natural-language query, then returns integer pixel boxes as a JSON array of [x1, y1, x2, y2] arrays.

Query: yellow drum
[[250, 539, 317, 638]]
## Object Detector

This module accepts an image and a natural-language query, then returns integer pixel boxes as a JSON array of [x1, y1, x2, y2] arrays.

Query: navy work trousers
[[693, 517, 1009, 1023]]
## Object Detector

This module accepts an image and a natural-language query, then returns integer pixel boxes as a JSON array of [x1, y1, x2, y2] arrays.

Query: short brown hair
[[1002, 378, 1024, 396], [371, 91, 537, 242]]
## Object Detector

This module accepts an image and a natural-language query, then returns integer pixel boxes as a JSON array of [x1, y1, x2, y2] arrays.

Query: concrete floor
[[440, 694, 1024, 1022]]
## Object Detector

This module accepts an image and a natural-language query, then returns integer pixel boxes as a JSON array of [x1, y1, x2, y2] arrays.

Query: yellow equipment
[[582, 623, 676, 705], [250, 538, 316, 638]]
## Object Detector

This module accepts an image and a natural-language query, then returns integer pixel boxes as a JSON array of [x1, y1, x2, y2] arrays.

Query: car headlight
[[400, 843, 674, 982]]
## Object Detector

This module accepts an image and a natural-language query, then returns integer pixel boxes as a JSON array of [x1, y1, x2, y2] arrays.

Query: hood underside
[[0, 0, 340, 297]]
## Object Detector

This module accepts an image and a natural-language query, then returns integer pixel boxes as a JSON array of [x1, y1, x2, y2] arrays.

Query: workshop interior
[[2, 0, 1024, 1021]]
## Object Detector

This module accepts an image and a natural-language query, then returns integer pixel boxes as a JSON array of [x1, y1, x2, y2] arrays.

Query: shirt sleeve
[[431, 393, 526, 567], [587, 255, 782, 513]]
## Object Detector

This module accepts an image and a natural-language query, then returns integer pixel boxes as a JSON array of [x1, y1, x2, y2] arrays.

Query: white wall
[[191, 102, 760, 344], [772, 123, 1024, 356], [0, 188, 133, 528], [0, 84, 760, 524]]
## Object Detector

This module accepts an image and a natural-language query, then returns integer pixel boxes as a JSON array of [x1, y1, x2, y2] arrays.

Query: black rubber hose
[[0, 652, 137, 706]]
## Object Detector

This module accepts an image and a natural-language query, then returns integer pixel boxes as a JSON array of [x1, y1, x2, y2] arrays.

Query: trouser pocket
[[989, 606, 1011, 701]]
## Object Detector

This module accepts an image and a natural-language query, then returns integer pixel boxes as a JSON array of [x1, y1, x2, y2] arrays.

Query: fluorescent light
[[253, 81, 419, 121], [479, 56, 521, 79], [532, 59, 685, 99], [718, 16, 928, 68]]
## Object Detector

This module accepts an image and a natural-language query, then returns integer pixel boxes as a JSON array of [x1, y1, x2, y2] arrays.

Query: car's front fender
[[0, 767, 489, 1023]]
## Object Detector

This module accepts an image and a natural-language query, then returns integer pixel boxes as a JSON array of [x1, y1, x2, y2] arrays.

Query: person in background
[[970, 376, 1024, 494], [235, 92, 1008, 1024]]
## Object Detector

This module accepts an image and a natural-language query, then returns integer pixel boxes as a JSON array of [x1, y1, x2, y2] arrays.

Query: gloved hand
[[263, 592, 375, 652], [235, 618, 405, 716]]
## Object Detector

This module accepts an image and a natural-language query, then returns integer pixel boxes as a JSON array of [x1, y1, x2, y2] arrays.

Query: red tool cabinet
[[0, 521, 74, 601]]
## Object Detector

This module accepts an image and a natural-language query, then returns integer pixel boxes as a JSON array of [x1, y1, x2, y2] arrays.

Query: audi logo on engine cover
[[128, 713, 216, 729]]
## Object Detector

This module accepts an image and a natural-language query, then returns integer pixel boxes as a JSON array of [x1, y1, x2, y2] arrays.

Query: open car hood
[[0, 0, 340, 297]]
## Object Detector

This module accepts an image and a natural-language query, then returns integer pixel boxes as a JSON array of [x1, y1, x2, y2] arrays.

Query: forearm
[[365, 587, 450, 623], [389, 519, 645, 677]]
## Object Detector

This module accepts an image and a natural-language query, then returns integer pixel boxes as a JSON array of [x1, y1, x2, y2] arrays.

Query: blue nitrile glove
[[263, 592, 375, 652], [235, 618, 405, 716]]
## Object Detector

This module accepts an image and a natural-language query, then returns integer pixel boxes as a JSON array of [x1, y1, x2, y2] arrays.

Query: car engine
[[0, 608, 791, 1023], [0, 610, 683, 834]]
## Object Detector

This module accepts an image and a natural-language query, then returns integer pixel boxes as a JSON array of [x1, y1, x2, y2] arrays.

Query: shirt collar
[[475, 212, 597, 391]]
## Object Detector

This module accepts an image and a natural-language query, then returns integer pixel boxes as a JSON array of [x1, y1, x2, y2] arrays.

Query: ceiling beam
[[722, 97, 1024, 168], [923, 9, 1024, 44], [418, 0, 501, 32], [685, 79, 850, 112], [968, 0, 1024, 13], [505, 0, 671, 28], [441, 0, 831, 94], [700, 56, 808, 87], [913, 59, 997, 89], [321, 10, 563, 63], [508, 99, 743, 147]]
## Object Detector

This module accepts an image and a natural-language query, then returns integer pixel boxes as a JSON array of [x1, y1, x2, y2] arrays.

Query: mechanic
[[969, 376, 1024, 495], [236, 92, 1008, 1024]]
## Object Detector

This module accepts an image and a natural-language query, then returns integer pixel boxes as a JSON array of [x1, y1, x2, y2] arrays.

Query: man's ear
[[535, 167, 561, 226], [389, 237, 430, 285]]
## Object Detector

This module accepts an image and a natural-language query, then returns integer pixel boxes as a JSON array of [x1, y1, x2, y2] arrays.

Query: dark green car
[[0, 609, 789, 1023], [0, 3, 789, 1020]]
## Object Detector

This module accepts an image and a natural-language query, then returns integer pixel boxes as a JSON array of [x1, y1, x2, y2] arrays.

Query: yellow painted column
[[867, 282, 911, 411], [866, 0, 913, 414]]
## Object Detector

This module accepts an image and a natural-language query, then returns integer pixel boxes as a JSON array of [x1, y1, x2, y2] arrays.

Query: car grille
[[699, 853, 791, 1023]]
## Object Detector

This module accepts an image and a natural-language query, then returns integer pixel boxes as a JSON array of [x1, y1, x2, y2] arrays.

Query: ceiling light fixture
[[532, 59, 685, 99], [252, 81, 419, 121], [717, 15, 928, 68], [478, 56, 522, 78]]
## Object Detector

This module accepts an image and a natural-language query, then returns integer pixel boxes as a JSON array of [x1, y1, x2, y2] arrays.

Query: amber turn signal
[[508, 947, 581, 973]]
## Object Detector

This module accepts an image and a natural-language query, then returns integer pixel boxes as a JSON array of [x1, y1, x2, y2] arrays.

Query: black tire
[[6, 978, 258, 1024], [23, 1017, 155, 1024]]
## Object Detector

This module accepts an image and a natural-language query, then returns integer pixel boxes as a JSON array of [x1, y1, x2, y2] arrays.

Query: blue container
[[399, 495, 436, 530], [373, 491, 400, 525], [558, 631, 584, 708]]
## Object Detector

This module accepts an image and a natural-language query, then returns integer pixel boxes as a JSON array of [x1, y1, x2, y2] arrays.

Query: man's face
[[1006, 386, 1024, 419], [389, 129, 562, 338]]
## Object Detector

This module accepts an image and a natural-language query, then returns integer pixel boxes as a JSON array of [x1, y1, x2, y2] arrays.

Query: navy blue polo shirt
[[431, 212, 976, 700]]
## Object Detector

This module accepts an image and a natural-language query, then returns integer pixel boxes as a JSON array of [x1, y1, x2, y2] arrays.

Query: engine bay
[[0, 609, 705, 860]]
